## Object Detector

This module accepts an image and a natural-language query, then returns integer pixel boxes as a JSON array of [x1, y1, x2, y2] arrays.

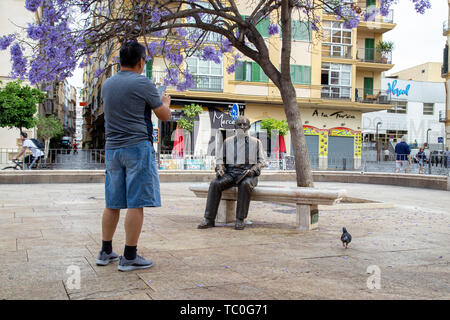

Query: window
[[235, 61, 268, 82], [242, 15, 270, 38], [187, 57, 223, 76], [322, 21, 352, 58], [321, 63, 352, 99], [281, 20, 312, 41], [186, 56, 223, 91], [423, 103, 434, 115], [292, 21, 312, 41], [387, 100, 407, 114], [290, 65, 311, 85]]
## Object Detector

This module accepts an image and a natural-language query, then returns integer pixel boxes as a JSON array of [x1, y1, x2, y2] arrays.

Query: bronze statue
[[198, 116, 266, 230]]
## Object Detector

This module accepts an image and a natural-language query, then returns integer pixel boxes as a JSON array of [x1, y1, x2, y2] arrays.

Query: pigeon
[[341, 227, 352, 249]]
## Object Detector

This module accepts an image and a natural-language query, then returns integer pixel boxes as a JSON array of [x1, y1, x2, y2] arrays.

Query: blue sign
[[386, 80, 411, 97], [438, 137, 444, 143], [231, 103, 239, 121]]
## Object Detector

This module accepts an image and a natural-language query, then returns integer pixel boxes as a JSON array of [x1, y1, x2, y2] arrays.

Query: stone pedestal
[[216, 200, 236, 224], [296, 204, 319, 231]]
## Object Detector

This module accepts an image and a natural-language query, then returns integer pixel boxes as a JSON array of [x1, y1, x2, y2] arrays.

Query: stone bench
[[189, 183, 346, 231]]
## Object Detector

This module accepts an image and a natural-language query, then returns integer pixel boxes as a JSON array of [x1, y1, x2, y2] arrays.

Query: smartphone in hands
[[157, 86, 166, 98]]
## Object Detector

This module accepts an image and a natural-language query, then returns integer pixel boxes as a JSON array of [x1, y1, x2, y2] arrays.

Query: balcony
[[322, 44, 353, 60], [323, 2, 394, 25], [355, 88, 391, 104], [356, 47, 392, 64], [321, 85, 351, 100], [442, 45, 448, 77], [150, 71, 223, 92]]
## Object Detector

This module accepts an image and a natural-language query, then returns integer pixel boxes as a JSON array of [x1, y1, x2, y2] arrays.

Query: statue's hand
[[216, 164, 225, 177], [249, 164, 262, 177]]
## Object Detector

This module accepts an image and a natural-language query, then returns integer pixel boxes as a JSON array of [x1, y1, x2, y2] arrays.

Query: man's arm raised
[[153, 93, 171, 121]]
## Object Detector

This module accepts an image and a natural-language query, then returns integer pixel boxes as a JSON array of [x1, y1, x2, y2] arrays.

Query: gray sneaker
[[118, 255, 154, 272], [96, 251, 119, 266]]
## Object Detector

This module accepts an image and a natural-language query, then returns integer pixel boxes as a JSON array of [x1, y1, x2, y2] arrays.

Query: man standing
[[14, 132, 44, 169], [97, 41, 171, 272], [394, 136, 411, 173]]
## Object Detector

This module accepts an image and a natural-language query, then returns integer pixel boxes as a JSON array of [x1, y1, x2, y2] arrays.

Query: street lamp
[[426, 128, 432, 148], [376, 121, 382, 162]]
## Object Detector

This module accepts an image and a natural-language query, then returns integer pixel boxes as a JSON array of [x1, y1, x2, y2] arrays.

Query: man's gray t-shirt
[[102, 71, 163, 149]]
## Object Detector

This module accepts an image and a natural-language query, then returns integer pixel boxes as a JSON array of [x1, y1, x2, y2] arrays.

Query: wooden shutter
[[146, 59, 153, 79], [235, 61, 245, 81]]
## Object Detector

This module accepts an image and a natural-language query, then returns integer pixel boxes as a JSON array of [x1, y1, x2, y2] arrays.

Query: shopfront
[[153, 98, 245, 169], [245, 103, 363, 169]]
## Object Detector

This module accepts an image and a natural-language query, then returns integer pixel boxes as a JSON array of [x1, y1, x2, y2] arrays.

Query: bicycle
[[2, 159, 23, 170], [2, 156, 44, 170]]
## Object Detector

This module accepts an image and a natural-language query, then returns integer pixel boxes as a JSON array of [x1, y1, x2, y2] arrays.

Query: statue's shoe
[[234, 219, 245, 230], [197, 218, 215, 229]]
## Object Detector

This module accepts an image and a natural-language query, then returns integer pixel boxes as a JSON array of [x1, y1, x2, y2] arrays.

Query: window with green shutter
[[145, 59, 153, 79], [251, 62, 269, 82], [242, 15, 270, 38], [235, 61, 268, 82], [290, 65, 311, 85], [292, 21, 312, 41], [280, 21, 312, 41]]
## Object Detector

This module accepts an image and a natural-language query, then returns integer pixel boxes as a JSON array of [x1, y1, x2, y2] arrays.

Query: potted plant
[[376, 41, 394, 64]]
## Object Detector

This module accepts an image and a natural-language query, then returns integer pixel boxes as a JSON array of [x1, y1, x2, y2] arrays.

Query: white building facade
[[363, 78, 446, 149]]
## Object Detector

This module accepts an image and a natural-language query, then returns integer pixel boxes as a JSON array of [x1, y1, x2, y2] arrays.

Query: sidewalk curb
[[0, 170, 448, 190]]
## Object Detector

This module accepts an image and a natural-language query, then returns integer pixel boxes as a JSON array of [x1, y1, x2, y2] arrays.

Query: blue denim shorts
[[105, 141, 161, 209]]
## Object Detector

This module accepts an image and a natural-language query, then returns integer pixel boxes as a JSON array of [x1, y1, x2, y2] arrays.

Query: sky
[[383, 0, 448, 75], [67, 0, 449, 87]]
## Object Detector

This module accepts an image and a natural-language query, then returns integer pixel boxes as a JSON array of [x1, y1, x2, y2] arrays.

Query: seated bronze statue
[[198, 116, 266, 230]]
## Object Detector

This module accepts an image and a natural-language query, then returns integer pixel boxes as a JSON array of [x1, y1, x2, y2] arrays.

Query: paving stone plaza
[[0, 181, 448, 300]]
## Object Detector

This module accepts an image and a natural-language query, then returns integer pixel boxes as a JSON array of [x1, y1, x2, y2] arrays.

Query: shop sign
[[210, 109, 235, 129], [231, 103, 239, 121], [312, 109, 356, 119], [386, 80, 411, 97]]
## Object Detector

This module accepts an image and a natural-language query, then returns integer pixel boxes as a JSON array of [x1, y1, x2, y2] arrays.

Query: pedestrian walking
[[415, 147, 427, 174], [394, 136, 411, 174], [97, 41, 171, 271]]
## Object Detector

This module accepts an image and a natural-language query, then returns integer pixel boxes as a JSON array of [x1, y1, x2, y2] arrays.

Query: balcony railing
[[322, 44, 353, 59], [356, 47, 392, 64], [355, 88, 391, 104], [321, 85, 352, 100], [149, 71, 223, 92], [442, 45, 448, 76]]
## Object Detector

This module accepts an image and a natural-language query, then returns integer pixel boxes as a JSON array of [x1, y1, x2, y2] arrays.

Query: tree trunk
[[44, 138, 50, 160], [279, 83, 314, 188]]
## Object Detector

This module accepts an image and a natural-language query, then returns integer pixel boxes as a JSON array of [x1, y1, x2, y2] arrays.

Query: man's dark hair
[[120, 41, 146, 68], [20, 132, 28, 138]]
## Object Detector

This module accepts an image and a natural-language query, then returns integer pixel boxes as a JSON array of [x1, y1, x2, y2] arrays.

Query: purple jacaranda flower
[[268, 23, 279, 36], [27, 24, 46, 40], [94, 68, 105, 78], [0, 34, 15, 50], [201, 45, 221, 64], [25, 0, 43, 12]]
